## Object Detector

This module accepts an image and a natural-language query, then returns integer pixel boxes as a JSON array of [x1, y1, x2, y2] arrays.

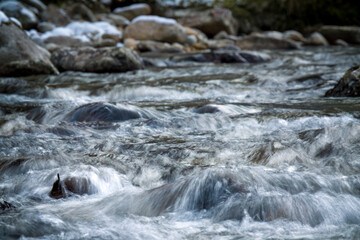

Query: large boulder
[[50, 46, 144, 73], [325, 65, 360, 97], [0, 0, 38, 29], [319, 25, 360, 44], [124, 15, 187, 44], [178, 8, 238, 37], [236, 35, 299, 50], [0, 16, 58, 76], [113, 3, 151, 21]]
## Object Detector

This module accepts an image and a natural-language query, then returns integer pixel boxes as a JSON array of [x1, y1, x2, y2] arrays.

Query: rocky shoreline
[[1, 0, 360, 95]]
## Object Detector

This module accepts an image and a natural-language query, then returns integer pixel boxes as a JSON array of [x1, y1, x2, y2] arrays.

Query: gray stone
[[37, 21, 55, 33], [236, 36, 299, 50], [306, 32, 329, 46], [0, 22, 58, 76], [51, 47, 144, 73]]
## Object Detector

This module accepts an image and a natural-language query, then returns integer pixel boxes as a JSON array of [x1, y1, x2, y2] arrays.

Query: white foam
[[132, 15, 177, 25]]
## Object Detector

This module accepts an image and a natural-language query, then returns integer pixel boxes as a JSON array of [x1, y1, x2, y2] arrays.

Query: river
[[1, 46, 360, 239]]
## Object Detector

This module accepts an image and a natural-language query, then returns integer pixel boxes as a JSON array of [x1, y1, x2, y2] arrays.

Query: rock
[[0, 20, 58, 76], [178, 8, 238, 37], [306, 32, 329, 46], [44, 36, 88, 48], [113, 3, 151, 21], [194, 105, 220, 114], [41, 4, 71, 27], [325, 65, 360, 97], [137, 40, 185, 53], [0, 0, 38, 30], [66, 103, 141, 122], [51, 46, 144, 73], [92, 38, 117, 48], [284, 30, 306, 42], [172, 50, 270, 64], [66, 3, 97, 22], [335, 39, 348, 47], [184, 27, 208, 43], [37, 21, 55, 33], [124, 38, 137, 50], [49, 173, 92, 199], [21, 0, 46, 13], [124, 15, 187, 44], [0, 200, 15, 211], [262, 31, 283, 39], [207, 39, 239, 50], [319, 25, 360, 44], [236, 36, 299, 50], [96, 13, 129, 27]]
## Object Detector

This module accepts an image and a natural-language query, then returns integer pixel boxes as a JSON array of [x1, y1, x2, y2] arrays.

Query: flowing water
[[1, 46, 360, 239]]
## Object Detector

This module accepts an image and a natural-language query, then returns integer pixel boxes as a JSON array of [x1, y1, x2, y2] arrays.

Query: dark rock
[[0, 21, 58, 76], [124, 15, 187, 44], [44, 36, 87, 48], [0, 0, 38, 30], [178, 8, 238, 37], [47, 127, 75, 136], [172, 50, 270, 64], [50, 47, 144, 73], [66, 3, 96, 22], [26, 106, 46, 123], [194, 105, 220, 114], [335, 39, 348, 47], [0, 200, 15, 211], [66, 103, 141, 123], [113, 3, 151, 21], [236, 35, 299, 50], [49, 173, 91, 199], [319, 25, 360, 44], [325, 65, 360, 97], [41, 4, 71, 27], [284, 30, 306, 42]]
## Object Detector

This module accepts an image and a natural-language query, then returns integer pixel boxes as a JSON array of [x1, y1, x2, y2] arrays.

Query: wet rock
[[44, 36, 88, 48], [172, 50, 270, 64], [124, 15, 187, 44], [96, 13, 130, 28], [335, 39, 348, 47], [306, 32, 329, 46], [194, 105, 220, 114], [113, 3, 151, 21], [236, 36, 299, 50], [319, 25, 360, 44], [21, 0, 46, 13], [66, 3, 96, 22], [49, 173, 91, 199], [207, 39, 239, 51], [50, 47, 144, 73], [284, 30, 306, 42], [37, 22, 55, 33], [0, 0, 38, 30], [0, 199, 15, 211], [325, 65, 360, 97], [0, 20, 58, 76], [66, 103, 141, 123], [137, 40, 185, 53], [92, 38, 117, 48], [178, 8, 238, 37], [41, 4, 71, 27]]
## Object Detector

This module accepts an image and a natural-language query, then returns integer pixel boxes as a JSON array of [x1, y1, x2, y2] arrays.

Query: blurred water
[[1, 46, 360, 239]]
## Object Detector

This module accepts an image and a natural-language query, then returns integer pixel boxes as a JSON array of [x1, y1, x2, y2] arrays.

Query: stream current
[[1, 47, 360, 239]]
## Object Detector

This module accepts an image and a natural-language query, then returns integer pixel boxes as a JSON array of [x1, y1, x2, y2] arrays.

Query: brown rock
[[51, 46, 144, 73], [319, 25, 360, 44], [306, 32, 329, 46], [124, 38, 137, 50], [66, 3, 96, 22], [41, 4, 71, 27], [113, 3, 151, 21], [124, 16, 187, 44], [178, 8, 238, 37], [284, 30, 306, 42]]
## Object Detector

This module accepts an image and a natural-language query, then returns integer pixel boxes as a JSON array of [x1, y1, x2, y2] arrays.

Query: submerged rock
[[178, 8, 238, 37], [325, 65, 360, 97], [0, 199, 15, 211], [50, 47, 144, 73], [319, 25, 360, 44], [124, 15, 187, 44], [49, 173, 91, 199], [66, 103, 141, 123], [0, 20, 58, 76], [236, 36, 299, 50], [172, 50, 270, 64], [113, 3, 151, 21]]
